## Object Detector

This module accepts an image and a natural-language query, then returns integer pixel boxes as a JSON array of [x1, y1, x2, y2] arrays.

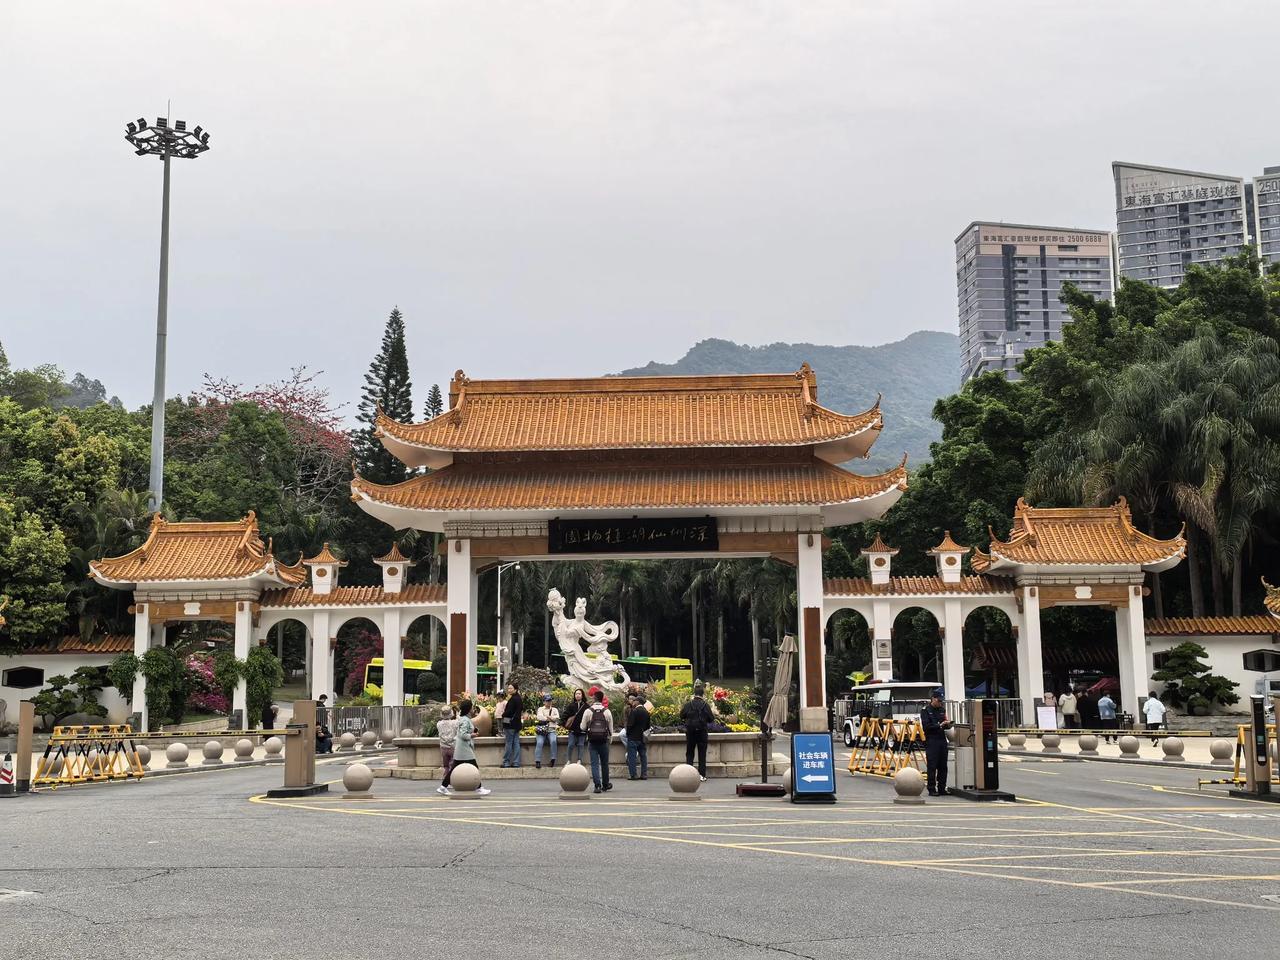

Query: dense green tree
[[353, 307, 414, 484], [0, 496, 70, 653], [424, 383, 444, 419]]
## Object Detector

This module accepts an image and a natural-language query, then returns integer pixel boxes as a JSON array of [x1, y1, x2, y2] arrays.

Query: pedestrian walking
[[1142, 691, 1167, 745], [562, 688, 588, 764], [583, 689, 614, 793], [920, 688, 953, 797], [436, 704, 458, 790], [500, 682, 524, 768], [680, 682, 714, 781], [534, 693, 559, 769], [1097, 691, 1118, 743], [442, 699, 490, 795], [1059, 690, 1079, 729], [260, 701, 278, 733], [624, 692, 651, 780]]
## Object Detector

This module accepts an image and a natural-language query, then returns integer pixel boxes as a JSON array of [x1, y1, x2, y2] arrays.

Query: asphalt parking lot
[[3, 753, 1279, 959]]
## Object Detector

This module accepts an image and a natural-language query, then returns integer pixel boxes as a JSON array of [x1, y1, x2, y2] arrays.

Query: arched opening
[[826, 608, 871, 699], [891, 607, 942, 682], [963, 605, 1015, 700], [334, 616, 382, 700], [262, 617, 309, 698], [405, 613, 447, 703]]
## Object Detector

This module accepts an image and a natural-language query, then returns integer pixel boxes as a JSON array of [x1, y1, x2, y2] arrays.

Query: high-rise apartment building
[[1254, 166, 1280, 267], [1113, 162, 1250, 288], [955, 222, 1114, 383]]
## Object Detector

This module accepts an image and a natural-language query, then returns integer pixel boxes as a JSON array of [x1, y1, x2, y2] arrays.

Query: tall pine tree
[[424, 383, 444, 420], [354, 307, 413, 483]]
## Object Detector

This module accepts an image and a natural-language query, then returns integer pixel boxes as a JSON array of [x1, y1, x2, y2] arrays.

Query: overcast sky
[[2, 1, 1276, 413]]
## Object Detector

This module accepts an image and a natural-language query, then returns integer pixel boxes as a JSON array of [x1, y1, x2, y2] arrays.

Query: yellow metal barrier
[[34, 725, 146, 789], [847, 716, 926, 777]]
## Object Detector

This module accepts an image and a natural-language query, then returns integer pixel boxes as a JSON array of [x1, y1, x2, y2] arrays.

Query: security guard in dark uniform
[[920, 688, 952, 797]]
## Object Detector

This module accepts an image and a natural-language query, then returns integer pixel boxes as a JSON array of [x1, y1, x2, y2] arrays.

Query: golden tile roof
[[373, 542, 412, 564], [824, 576, 1011, 597], [90, 513, 307, 587], [1144, 616, 1279, 636], [971, 497, 1185, 574], [375, 366, 883, 461], [259, 583, 446, 608], [1263, 578, 1280, 617], [928, 530, 969, 554], [303, 542, 347, 567], [26, 635, 135, 655], [351, 457, 908, 513], [860, 532, 898, 555]]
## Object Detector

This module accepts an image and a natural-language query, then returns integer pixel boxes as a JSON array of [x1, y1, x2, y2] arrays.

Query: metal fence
[[328, 706, 431, 741]]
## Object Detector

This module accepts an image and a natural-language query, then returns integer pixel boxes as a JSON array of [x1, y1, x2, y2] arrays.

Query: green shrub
[[1152, 642, 1239, 712]]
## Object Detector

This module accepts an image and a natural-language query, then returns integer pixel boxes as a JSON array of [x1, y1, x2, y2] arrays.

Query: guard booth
[[949, 699, 1014, 801]]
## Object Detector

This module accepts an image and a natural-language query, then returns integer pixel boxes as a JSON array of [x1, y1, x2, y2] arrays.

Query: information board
[[791, 732, 837, 803]]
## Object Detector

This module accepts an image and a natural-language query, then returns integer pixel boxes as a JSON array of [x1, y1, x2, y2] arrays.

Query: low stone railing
[[386, 731, 782, 779]]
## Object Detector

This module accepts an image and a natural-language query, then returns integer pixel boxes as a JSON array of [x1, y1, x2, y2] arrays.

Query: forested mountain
[[617, 330, 959, 470]]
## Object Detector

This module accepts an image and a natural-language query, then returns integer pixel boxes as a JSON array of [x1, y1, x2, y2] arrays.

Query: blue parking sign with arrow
[[791, 732, 837, 804]]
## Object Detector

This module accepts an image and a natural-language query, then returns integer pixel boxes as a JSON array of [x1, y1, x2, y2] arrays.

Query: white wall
[[1147, 634, 1279, 715], [0, 653, 130, 728]]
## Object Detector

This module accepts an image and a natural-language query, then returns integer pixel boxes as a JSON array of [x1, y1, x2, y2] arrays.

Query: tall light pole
[[125, 116, 211, 511]]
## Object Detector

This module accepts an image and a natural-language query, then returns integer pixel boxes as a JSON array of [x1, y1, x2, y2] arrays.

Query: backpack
[[585, 706, 611, 743], [684, 698, 710, 733]]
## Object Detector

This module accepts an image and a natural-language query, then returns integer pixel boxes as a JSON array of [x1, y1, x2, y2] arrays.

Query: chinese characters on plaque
[[547, 517, 719, 554]]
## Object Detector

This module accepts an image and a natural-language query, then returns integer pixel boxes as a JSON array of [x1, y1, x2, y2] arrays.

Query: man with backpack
[[680, 682, 715, 781], [583, 688, 614, 793]]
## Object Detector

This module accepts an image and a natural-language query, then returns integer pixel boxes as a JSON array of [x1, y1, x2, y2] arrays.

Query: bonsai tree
[[30, 666, 108, 727], [1151, 641, 1239, 714]]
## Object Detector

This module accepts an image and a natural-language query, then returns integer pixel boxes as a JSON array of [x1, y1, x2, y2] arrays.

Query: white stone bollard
[[234, 738, 255, 762], [447, 762, 483, 798], [668, 763, 703, 801], [782, 766, 793, 795], [342, 762, 375, 800], [201, 740, 224, 765], [1077, 734, 1099, 756], [1118, 735, 1140, 758], [1209, 739, 1233, 766], [399, 727, 416, 739], [360, 730, 378, 750], [263, 736, 284, 763], [893, 767, 926, 805], [1007, 733, 1027, 751], [1041, 733, 1062, 754], [135, 744, 151, 769], [558, 762, 592, 800], [1161, 736, 1185, 762], [338, 731, 357, 752], [166, 742, 189, 769]]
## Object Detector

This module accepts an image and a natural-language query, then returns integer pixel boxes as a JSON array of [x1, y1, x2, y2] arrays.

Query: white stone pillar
[[382, 608, 403, 706], [1118, 586, 1148, 717], [310, 611, 331, 701], [1115, 606, 1133, 719], [232, 601, 253, 722], [446, 538, 474, 700], [942, 598, 964, 701], [871, 598, 893, 681], [1016, 586, 1044, 723], [796, 532, 827, 731], [132, 602, 151, 731]]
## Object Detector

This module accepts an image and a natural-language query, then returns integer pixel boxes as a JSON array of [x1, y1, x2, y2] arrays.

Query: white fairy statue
[[547, 588, 630, 691]]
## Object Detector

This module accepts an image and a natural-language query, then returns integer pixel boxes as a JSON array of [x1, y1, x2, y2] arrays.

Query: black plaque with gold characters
[[548, 517, 718, 554]]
